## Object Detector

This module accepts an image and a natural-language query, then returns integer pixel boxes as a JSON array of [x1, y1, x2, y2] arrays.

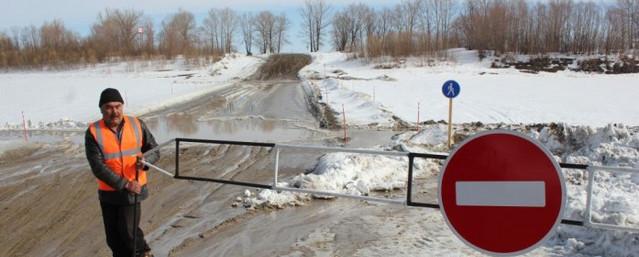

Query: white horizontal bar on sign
[[275, 144, 408, 157], [456, 181, 546, 207]]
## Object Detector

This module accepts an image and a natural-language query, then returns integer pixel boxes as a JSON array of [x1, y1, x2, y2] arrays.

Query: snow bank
[[526, 124, 639, 228], [310, 78, 395, 127], [0, 54, 262, 130], [447, 48, 481, 65], [244, 148, 440, 208], [300, 51, 639, 127]]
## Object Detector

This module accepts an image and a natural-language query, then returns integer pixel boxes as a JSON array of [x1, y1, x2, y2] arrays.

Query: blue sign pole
[[442, 80, 461, 148]]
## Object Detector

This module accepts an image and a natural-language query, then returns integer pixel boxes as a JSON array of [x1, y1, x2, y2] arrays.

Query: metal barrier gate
[[142, 138, 639, 233]]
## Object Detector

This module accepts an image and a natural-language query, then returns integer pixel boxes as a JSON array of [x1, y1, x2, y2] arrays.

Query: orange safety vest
[[89, 116, 147, 191]]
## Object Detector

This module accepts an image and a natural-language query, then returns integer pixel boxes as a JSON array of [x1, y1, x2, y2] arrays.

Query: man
[[85, 88, 159, 257]]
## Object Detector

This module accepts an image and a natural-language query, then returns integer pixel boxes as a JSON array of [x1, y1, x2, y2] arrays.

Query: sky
[[0, 0, 393, 53]]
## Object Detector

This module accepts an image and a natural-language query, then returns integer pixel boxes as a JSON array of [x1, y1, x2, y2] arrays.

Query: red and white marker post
[[438, 130, 566, 256]]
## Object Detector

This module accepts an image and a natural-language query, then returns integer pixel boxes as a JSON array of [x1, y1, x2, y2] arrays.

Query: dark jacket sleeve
[[139, 119, 159, 167], [84, 128, 127, 191]]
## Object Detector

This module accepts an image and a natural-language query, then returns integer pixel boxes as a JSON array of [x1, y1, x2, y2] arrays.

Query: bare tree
[[159, 9, 196, 58], [240, 13, 255, 55], [616, 0, 639, 51], [202, 9, 221, 54], [221, 8, 238, 54], [569, 2, 601, 54], [332, 10, 350, 51], [274, 14, 290, 53], [430, 0, 455, 52], [300, 1, 315, 51], [300, 0, 331, 52], [141, 17, 155, 56], [202, 8, 238, 55], [254, 11, 276, 54], [90, 9, 143, 58]]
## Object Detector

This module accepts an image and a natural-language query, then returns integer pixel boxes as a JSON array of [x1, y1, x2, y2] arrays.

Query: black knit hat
[[99, 88, 124, 107]]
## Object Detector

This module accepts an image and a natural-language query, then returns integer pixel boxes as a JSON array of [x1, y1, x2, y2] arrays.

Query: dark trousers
[[100, 201, 151, 257]]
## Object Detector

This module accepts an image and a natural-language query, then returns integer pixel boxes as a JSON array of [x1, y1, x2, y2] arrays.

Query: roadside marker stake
[[22, 111, 29, 142]]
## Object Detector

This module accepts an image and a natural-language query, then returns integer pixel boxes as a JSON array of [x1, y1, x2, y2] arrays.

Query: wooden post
[[342, 104, 347, 142], [324, 83, 328, 102], [22, 111, 28, 142], [417, 102, 420, 131], [448, 98, 453, 149]]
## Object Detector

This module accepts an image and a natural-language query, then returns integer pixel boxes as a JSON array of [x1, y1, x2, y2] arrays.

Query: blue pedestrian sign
[[442, 80, 461, 98]]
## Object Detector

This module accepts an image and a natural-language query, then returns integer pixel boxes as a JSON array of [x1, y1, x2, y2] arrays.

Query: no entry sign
[[438, 130, 565, 256]]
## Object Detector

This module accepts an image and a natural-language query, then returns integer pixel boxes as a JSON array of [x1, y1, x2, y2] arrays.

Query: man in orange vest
[[85, 88, 159, 257]]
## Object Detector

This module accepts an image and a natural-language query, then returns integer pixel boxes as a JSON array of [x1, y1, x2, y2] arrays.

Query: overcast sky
[[0, 0, 395, 52]]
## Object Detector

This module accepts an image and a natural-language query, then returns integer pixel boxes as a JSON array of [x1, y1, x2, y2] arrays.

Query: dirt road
[[0, 54, 406, 257]]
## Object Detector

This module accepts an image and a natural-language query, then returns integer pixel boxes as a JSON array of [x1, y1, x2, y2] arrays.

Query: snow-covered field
[[299, 50, 639, 127], [0, 54, 262, 130]]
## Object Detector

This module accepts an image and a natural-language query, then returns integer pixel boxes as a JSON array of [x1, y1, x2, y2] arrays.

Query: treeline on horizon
[[0, 0, 637, 69]]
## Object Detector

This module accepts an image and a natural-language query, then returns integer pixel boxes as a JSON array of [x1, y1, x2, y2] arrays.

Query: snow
[[300, 51, 639, 127], [306, 79, 395, 127], [243, 123, 639, 256], [0, 54, 263, 130], [2, 49, 638, 255]]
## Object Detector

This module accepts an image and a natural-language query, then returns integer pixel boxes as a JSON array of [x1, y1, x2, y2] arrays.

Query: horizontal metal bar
[[177, 138, 276, 148], [587, 222, 639, 232], [175, 175, 273, 189], [272, 186, 406, 205], [276, 144, 408, 157], [561, 219, 585, 226], [410, 152, 448, 160], [560, 163, 589, 169], [589, 165, 639, 173], [143, 138, 176, 158], [140, 160, 174, 177], [407, 202, 440, 209]]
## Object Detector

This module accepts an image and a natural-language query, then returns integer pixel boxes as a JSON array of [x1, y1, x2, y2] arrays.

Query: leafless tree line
[[455, 0, 639, 55], [330, 0, 639, 58], [1, 0, 637, 68], [0, 8, 290, 69], [330, 0, 457, 57]]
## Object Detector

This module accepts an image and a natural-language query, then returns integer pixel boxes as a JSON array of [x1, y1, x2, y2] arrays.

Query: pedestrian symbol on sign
[[442, 80, 460, 98]]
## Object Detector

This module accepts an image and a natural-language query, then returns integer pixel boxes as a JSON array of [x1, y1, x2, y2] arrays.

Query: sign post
[[438, 130, 566, 256], [442, 80, 460, 148]]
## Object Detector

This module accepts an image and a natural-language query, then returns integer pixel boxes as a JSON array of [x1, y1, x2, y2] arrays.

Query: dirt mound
[[491, 55, 639, 74], [253, 54, 312, 80]]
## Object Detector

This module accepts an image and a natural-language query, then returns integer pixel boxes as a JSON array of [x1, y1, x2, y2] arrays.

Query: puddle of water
[[0, 130, 84, 145], [145, 112, 322, 144]]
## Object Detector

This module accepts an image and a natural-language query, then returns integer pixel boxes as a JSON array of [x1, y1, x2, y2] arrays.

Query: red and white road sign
[[438, 130, 565, 256]]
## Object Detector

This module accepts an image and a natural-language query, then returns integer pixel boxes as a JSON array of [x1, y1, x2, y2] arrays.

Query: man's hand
[[136, 157, 145, 170], [125, 181, 142, 194]]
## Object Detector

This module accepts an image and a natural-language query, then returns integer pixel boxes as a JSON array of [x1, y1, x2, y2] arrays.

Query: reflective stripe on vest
[[89, 116, 147, 191]]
